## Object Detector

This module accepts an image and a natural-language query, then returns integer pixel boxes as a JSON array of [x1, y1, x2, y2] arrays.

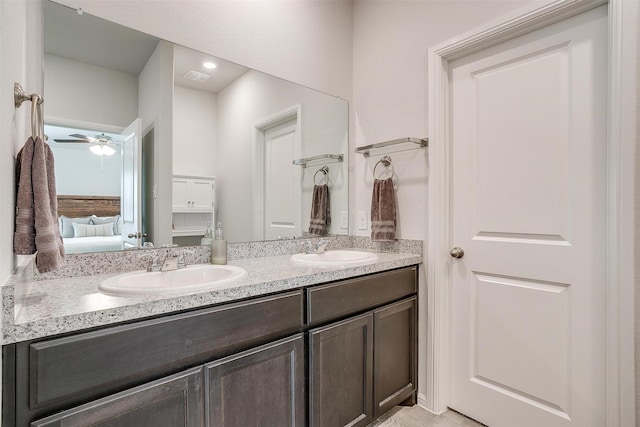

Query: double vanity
[[2, 241, 421, 426]]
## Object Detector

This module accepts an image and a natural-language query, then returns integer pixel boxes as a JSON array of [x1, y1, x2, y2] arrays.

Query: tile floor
[[370, 406, 487, 427]]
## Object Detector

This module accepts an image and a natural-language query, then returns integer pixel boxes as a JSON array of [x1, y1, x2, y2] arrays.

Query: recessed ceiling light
[[203, 61, 217, 69]]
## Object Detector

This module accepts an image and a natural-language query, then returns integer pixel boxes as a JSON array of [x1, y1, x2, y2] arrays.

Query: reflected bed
[[57, 195, 122, 254]]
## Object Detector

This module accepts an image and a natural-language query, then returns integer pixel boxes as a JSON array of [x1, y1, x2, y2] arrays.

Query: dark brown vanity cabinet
[[307, 267, 418, 427], [2, 265, 418, 427], [29, 334, 306, 427], [4, 291, 304, 427]]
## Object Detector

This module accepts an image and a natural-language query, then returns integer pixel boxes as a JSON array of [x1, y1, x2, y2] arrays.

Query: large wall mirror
[[43, 0, 349, 254]]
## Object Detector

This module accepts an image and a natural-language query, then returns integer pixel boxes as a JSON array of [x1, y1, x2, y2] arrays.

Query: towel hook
[[313, 165, 329, 185], [373, 155, 394, 179]]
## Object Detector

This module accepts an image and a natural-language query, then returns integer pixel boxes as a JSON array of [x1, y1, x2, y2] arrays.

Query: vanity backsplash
[[27, 236, 423, 281]]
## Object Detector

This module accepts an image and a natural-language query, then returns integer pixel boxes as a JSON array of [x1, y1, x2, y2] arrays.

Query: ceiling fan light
[[90, 145, 116, 156]]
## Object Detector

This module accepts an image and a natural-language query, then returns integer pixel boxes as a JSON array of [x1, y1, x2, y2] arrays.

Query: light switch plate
[[340, 211, 348, 229], [358, 211, 368, 230]]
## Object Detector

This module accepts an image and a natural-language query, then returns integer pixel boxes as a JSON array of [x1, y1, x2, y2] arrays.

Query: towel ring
[[313, 166, 329, 185], [30, 95, 43, 139], [14, 83, 45, 140], [373, 155, 394, 179]]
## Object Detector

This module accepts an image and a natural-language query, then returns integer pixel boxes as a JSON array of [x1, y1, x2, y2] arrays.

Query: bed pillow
[[91, 215, 121, 234], [72, 222, 115, 238], [60, 216, 92, 238]]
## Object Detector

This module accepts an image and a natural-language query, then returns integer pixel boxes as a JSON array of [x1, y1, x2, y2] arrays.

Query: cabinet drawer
[[28, 291, 303, 409], [31, 367, 203, 427], [306, 267, 417, 327]]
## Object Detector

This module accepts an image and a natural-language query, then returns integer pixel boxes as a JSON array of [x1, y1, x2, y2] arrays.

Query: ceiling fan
[[54, 133, 122, 156]]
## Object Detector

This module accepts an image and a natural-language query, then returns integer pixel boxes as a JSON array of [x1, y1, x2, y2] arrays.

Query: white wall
[[352, 0, 549, 241], [0, 0, 43, 286], [217, 70, 348, 242], [44, 53, 138, 128], [0, 0, 44, 419], [48, 144, 122, 196], [52, 0, 353, 101], [173, 85, 217, 177], [138, 41, 174, 247], [352, 0, 553, 408]]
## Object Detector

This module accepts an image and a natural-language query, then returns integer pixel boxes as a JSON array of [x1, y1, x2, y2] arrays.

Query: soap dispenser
[[211, 221, 227, 265], [201, 222, 214, 246]]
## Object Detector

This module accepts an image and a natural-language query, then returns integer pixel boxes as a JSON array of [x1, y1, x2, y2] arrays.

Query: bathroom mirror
[[43, 0, 348, 254]]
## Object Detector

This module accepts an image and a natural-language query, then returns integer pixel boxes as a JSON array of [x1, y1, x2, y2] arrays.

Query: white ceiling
[[44, 0, 249, 93], [173, 44, 249, 93]]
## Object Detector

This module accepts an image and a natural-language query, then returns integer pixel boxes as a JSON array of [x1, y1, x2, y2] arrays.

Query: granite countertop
[[2, 251, 421, 344]]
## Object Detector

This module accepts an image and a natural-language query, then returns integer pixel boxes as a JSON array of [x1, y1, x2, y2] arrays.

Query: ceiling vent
[[183, 70, 210, 83]]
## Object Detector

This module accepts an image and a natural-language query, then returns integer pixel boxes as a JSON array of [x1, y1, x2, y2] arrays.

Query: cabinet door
[[172, 178, 190, 211], [205, 334, 305, 427], [373, 297, 417, 417], [189, 179, 213, 211], [309, 313, 373, 427], [31, 367, 203, 427]]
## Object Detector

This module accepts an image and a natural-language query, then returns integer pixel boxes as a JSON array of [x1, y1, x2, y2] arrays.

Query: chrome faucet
[[300, 239, 330, 254], [160, 248, 195, 271], [139, 248, 195, 272], [160, 252, 179, 271], [300, 241, 315, 254], [315, 239, 329, 254], [175, 248, 195, 269], [138, 253, 162, 272]]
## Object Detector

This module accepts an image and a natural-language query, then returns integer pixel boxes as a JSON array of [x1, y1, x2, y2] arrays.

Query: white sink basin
[[290, 250, 378, 267], [99, 265, 248, 296]]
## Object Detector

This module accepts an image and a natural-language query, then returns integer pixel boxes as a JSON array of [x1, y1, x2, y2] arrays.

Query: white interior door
[[449, 6, 607, 427], [120, 118, 143, 248], [263, 119, 301, 240]]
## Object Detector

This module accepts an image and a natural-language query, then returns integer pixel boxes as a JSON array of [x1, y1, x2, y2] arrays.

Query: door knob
[[450, 247, 464, 259], [128, 232, 148, 239]]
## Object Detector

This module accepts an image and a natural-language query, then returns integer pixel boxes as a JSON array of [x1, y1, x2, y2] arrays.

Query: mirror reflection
[[43, 0, 349, 254]]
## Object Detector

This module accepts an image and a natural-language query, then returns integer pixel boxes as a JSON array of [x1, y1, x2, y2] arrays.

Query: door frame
[[426, 1, 637, 426], [252, 104, 302, 240]]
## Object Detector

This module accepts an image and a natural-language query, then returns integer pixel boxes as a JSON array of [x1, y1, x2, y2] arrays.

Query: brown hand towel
[[309, 184, 330, 236], [14, 137, 36, 254], [371, 177, 396, 241], [14, 137, 65, 272]]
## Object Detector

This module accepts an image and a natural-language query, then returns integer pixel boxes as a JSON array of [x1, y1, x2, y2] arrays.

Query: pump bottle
[[211, 221, 227, 264]]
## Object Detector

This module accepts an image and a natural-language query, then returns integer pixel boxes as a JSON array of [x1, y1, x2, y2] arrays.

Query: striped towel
[[14, 137, 65, 272], [371, 178, 396, 241], [309, 184, 330, 236]]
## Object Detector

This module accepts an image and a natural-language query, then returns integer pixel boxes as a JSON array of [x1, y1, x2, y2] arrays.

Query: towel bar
[[355, 137, 428, 156], [293, 154, 343, 168]]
